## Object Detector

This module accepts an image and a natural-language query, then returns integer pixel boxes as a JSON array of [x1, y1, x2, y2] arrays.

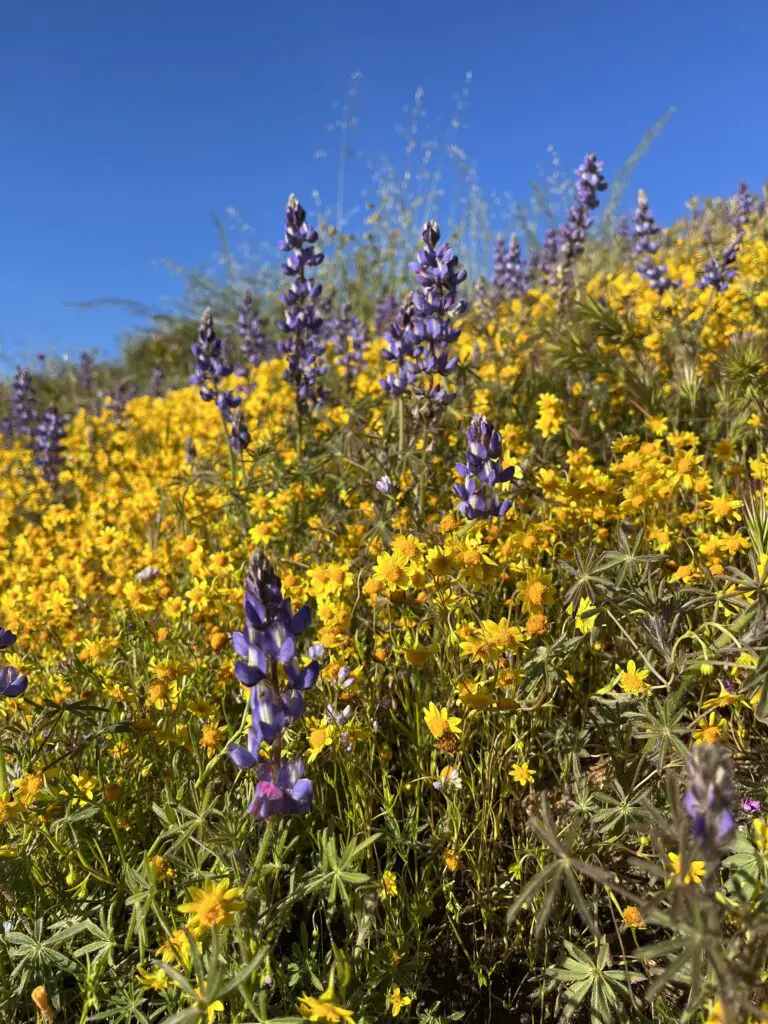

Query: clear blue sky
[[2, 0, 766, 368]]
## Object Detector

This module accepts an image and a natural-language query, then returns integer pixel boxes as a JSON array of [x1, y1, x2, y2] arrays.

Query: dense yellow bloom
[[379, 869, 398, 899]]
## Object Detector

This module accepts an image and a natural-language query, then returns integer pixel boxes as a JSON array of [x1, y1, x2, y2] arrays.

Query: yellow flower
[[177, 878, 246, 935], [379, 869, 398, 899], [307, 719, 333, 763], [571, 596, 597, 634], [615, 659, 651, 696], [156, 928, 192, 968], [191, 988, 225, 1023], [390, 987, 412, 1017], [149, 855, 175, 882], [423, 702, 461, 739], [297, 995, 356, 1022], [622, 905, 646, 928], [692, 712, 728, 746], [199, 723, 226, 758], [443, 849, 461, 871], [136, 965, 169, 990], [510, 761, 536, 786], [371, 551, 412, 592], [668, 852, 705, 885], [754, 818, 768, 854]]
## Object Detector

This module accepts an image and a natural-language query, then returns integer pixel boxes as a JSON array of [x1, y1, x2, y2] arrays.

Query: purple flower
[[0, 629, 16, 650], [375, 474, 394, 495], [632, 189, 679, 296], [190, 309, 250, 453], [734, 181, 755, 231], [697, 233, 743, 292], [373, 294, 401, 337], [381, 221, 467, 408], [556, 153, 608, 290], [0, 666, 27, 698], [328, 302, 369, 384], [743, 796, 761, 814], [455, 415, 516, 520], [228, 551, 321, 819], [277, 195, 327, 414], [10, 366, 36, 441], [33, 406, 67, 485], [683, 744, 735, 863], [237, 291, 272, 369], [248, 758, 313, 819]]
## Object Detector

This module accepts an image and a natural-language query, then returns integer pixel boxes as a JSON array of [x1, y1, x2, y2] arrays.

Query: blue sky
[[1, 0, 766, 368]]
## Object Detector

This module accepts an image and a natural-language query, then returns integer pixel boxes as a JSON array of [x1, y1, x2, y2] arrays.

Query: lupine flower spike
[[455, 415, 516, 519]]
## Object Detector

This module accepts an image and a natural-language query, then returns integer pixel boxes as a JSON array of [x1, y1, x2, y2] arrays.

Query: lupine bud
[[190, 309, 249, 452]]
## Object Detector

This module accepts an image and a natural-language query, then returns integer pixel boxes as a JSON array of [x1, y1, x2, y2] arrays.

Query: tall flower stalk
[[277, 195, 327, 454], [227, 552, 321, 819], [557, 153, 608, 294], [190, 309, 251, 455], [634, 189, 679, 295]]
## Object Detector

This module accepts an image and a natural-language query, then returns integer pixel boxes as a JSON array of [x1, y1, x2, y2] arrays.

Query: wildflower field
[[4, 158, 768, 1024]]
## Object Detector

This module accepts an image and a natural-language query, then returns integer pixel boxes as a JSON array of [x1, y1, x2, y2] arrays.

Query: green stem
[[0, 746, 8, 801], [397, 397, 405, 460]]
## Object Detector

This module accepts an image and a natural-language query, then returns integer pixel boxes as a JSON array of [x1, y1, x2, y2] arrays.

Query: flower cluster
[[373, 294, 400, 337], [11, 366, 36, 440], [697, 232, 744, 292], [493, 234, 528, 299], [454, 415, 515, 519], [33, 405, 66, 485], [634, 189, 678, 295], [190, 309, 250, 453], [381, 221, 467, 407], [734, 181, 755, 231], [683, 744, 735, 864], [277, 195, 327, 414], [237, 290, 271, 369], [557, 153, 608, 287], [228, 552, 321, 818]]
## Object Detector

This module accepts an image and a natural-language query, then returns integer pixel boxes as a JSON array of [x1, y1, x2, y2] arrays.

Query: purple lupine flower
[[633, 190, 678, 296], [0, 666, 27, 698], [633, 189, 661, 255], [492, 235, 507, 293], [683, 744, 736, 863], [697, 232, 743, 292], [148, 365, 165, 398], [277, 195, 327, 414], [743, 796, 761, 814], [373, 294, 401, 338], [33, 406, 66, 485], [237, 291, 271, 369], [557, 153, 608, 290], [375, 474, 394, 495], [227, 551, 321, 818], [380, 293, 419, 397], [455, 415, 516, 520], [190, 309, 249, 453], [381, 221, 467, 407], [0, 629, 16, 650], [10, 367, 36, 441], [538, 229, 559, 286], [502, 234, 528, 298], [734, 182, 755, 231], [248, 758, 313, 819]]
